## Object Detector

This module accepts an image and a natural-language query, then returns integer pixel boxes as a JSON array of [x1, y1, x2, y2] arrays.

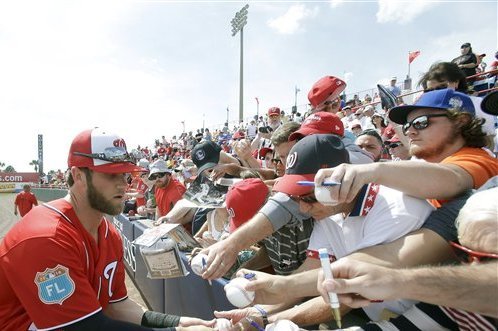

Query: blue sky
[[0, 0, 496, 172]]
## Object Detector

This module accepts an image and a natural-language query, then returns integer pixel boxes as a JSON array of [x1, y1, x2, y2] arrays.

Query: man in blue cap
[[316, 88, 498, 208]]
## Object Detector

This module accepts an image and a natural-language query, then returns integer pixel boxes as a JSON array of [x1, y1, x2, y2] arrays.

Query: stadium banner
[[0, 182, 18, 193], [0, 172, 39, 183]]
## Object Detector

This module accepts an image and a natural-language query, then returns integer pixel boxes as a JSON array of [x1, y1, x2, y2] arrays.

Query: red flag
[[409, 51, 421, 64], [255, 97, 259, 105]]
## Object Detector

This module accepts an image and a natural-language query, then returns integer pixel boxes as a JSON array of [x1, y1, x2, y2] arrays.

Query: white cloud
[[330, 0, 345, 8], [376, 0, 439, 24], [267, 4, 316, 34]]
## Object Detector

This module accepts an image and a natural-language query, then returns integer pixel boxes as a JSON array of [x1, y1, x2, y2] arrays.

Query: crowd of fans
[[115, 42, 498, 331], [19, 43, 498, 330]]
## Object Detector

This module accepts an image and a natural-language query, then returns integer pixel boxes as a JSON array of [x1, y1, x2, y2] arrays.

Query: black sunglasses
[[73, 147, 132, 163], [388, 142, 402, 149], [149, 172, 167, 180], [271, 159, 283, 165], [402, 114, 448, 135]]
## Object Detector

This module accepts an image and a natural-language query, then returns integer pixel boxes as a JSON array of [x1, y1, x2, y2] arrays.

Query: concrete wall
[[32, 188, 67, 202]]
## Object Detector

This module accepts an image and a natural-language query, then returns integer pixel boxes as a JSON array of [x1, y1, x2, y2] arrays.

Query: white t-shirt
[[308, 183, 434, 321]]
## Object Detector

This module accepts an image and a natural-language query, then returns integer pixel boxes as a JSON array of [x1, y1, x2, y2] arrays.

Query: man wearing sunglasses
[[148, 159, 186, 222], [384, 135, 410, 161], [316, 88, 498, 208], [0, 128, 214, 331], [308, 75, 346, 114]]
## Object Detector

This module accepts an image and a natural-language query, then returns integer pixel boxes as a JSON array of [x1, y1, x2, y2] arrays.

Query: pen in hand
[[318, 248, 342, 329], [201, 257, 212, 286]]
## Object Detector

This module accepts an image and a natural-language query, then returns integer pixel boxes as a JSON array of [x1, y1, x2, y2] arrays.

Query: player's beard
[[87, 179, 124, 216]]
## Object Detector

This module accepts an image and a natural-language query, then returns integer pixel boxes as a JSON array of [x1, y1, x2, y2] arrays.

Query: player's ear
[[70, 167, 87, 186]]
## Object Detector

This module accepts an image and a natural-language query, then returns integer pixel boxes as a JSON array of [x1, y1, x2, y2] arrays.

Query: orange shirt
[[15, 192, 38, 217], [431, 147, 498, 207], [154, 178, 186, 217]]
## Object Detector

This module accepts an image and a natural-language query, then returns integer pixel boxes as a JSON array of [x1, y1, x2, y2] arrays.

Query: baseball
[[315, 186, 337, 206], [265, 320, 300, 331], [215, 318, 232, 331], [190, 253, 208, 276], [224, 277, 255, 308]]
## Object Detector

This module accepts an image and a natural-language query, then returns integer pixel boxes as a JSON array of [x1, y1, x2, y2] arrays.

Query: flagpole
[[408, 51, 411, 78]]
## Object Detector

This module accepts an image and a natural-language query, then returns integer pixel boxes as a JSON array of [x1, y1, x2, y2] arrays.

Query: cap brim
[[288, 128, 321, 142], [90, 162, 146, 174], [272, 174, 315, 196], [197, 162, 218, 175], [481, 91, 498, 115], [388, 105, 447, 124]]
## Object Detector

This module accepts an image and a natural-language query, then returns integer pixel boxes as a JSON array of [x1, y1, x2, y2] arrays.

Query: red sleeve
[[2, 237, 102, 329], [31, 194, 38, 205], [14, 194, 20, 205]]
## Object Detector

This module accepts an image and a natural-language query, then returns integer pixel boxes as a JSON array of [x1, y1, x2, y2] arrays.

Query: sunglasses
[[402, 114, 448, 135], [73, 147, 132, 163], [450, 241, 498, 264], [388, 142, 402, 149], [271, 159, 283, 165], [290, 193, 318, 204], [149, 172, 167, 180]]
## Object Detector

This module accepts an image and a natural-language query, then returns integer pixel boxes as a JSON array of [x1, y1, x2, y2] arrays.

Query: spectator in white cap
[[149, 159, 186, 221]]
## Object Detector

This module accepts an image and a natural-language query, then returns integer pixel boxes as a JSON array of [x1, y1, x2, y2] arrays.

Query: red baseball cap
[[288, 112, 344, 141], [308, 76, 346, 108], [226, 178, 269, 233], [233, 131, 246, 140], [252, 147, 273, 160], [67, 128, 145, 174], [268, 107, 281, 117], [385, 134, 401, 144]]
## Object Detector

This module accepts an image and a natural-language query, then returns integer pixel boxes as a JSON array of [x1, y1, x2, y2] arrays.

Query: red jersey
[[0, 199, 127, 331], [15, 191, 38, 217], [155, 178, 186, 217], [135, 178, 148, 207]]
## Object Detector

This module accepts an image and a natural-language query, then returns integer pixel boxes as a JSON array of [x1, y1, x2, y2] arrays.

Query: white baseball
[[190, 253, 208, 276], [215, 318, 232, 331], [265, 320, 300, 331], [315, 186, 337, 206], [224, 277, 255, 308]]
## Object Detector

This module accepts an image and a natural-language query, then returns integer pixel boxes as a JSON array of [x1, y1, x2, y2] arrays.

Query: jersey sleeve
[[2, 237, 102, 330]]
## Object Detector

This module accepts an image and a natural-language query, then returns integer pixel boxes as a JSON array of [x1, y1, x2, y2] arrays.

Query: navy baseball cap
[[388, 88, 475, 124], [273, 134, 350, 196], [191, 141, 222, 174], [481, 90, 498, 116]]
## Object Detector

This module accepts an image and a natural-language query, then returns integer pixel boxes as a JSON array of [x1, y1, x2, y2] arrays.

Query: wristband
[[141, 310, 181, 328], [253, 305, 269, 326]]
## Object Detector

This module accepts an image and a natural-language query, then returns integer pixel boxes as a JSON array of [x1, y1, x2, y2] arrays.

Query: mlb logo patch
[[35, 265, 75, 305]]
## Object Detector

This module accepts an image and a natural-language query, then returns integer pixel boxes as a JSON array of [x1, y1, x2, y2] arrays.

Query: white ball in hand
[[224, 277, 255, 308], [190, 253, 208, 276], [215, 318, 232, 331]]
